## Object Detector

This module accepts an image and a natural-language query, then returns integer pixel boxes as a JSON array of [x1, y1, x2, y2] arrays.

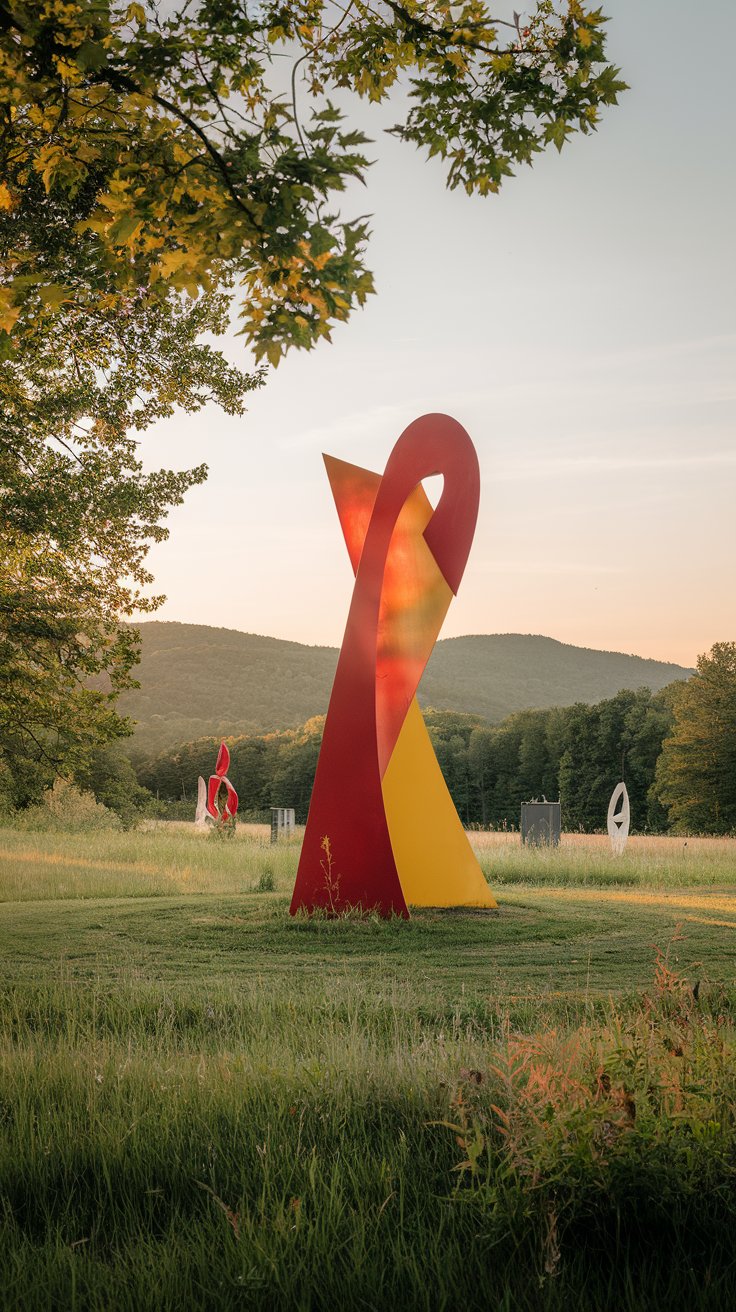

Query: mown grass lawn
[[1, 827, 735, 1310]]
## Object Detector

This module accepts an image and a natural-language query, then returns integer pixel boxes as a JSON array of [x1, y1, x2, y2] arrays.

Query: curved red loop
[[205, 741, 239, 821], [290, 414, 480, 918], [371, 413, 479, 597], [216, 742, 231, 777]]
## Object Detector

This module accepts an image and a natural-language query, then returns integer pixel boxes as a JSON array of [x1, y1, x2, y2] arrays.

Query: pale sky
[[137, 1, 735, 668]]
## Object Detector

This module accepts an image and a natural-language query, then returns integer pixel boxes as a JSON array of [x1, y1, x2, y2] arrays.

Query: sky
[[137, 0, 736, 668]]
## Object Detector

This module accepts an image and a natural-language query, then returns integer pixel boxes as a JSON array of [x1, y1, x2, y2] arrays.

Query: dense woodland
[[136, 686, 677, 833]]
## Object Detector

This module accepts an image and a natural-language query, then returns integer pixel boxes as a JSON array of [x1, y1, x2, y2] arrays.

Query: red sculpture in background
[[205, 741, 238, 824]]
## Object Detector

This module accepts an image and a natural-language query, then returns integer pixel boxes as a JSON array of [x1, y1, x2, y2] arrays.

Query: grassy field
[[2, 823, 735, 901], [1, 826, 735, 1310]]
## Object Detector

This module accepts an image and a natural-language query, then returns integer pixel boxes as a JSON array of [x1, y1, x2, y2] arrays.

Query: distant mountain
[[120, 622, 692, 757], [420, 634, 691, 724]]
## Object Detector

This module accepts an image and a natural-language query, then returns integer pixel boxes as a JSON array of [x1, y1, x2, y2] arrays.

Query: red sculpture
[[206, 741, 239, 823], [290, 414, 481, 918]]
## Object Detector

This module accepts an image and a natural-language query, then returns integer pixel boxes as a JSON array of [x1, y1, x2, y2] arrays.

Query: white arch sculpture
[[607, 781, 630, 855], [194, 776, 208, 828]]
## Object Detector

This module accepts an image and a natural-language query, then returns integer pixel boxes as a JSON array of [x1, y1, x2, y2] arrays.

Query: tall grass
[[1, 963, 735, 1310], [2, 825, 734, 904], [2, 826, 736, 1307], [0, 824, 299, 902], [473, 831, 736, 889]]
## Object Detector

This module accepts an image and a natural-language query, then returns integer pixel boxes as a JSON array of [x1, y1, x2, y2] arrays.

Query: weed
[[208, 815, 237, 841], [320, 834, 341, 914], [256, 867, 275, 893]]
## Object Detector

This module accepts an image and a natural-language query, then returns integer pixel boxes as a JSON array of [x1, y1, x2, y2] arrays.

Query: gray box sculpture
[[521, 800, 561, 846], [270, 807, 295, 843]]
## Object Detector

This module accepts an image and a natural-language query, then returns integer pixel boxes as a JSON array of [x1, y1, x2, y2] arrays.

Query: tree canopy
[[137, 689, 676, 833], [0, 280, 259, 805], [1, 0, 626, 363], [655, 643, 736, 835], [0, 0, 627, 800]]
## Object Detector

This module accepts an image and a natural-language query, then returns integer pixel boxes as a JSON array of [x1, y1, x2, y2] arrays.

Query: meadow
[[1, 826, 735, 1310]]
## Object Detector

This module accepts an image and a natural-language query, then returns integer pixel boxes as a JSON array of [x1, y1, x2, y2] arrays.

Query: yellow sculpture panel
[[324, 451, 496, 910]]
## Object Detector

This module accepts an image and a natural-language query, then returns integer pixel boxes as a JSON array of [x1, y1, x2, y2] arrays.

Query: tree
[[74, 741, 154, 827], [267, 718, 325, 821], [557, 689, 674, 833], [0, 25, 265, 803], [516, 707, 557, 801], [134, 685, 680, 832], [468, 726, 494, 824], [1, 0, 627, 364], [655, 644, 736, 834], [0, 251, 259, 803], [0, 0, 626, 796], [624, 687, 673, 831]]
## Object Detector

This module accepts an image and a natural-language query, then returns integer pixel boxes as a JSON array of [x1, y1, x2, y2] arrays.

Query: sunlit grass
[[473, 830, 736, 889], [1, 925, 735, 1310], [1, 825, 736, 1307], [0, 824, 299, 901], [1, 825, 735, 904]]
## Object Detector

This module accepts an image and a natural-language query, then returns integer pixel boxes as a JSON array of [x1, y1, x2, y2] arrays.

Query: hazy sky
[[137, 1, 735, 668]]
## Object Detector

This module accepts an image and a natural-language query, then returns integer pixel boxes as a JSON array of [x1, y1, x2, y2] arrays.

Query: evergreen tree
[[655, 644, 736, 834]]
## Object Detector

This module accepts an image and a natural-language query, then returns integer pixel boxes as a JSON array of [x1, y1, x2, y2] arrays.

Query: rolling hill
[[120, 622, 692, 757]]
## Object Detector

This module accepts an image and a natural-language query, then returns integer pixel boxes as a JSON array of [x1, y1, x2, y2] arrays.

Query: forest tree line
[[4, 642, 732, 835], [136, 687, 677, 834]]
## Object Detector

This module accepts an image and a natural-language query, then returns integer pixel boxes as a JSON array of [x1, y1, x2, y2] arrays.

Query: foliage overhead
[[0, 0, 626, 799], [1, 6, 269, 801], [0, 0, 627, 364]]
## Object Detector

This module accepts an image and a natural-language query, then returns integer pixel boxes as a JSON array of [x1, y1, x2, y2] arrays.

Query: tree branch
[[93, 67, 265, 233]]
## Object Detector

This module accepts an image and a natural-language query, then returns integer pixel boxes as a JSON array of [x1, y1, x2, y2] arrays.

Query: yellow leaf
[[312, 249, 334, 271], [39, 283, 71, 310], [0, 289, 20, 334], [153, 248, 193, 279], [0, 182, 13, 210], [53, 56, 82, 83]]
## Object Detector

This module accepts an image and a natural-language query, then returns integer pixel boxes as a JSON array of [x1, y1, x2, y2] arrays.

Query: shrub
[[256, 867, 275, 892], [15, 778, 121, 833]]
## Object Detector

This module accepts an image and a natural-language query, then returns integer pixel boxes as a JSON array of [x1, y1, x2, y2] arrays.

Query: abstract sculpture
[[203, 741, 238, 825], [194, 776, 208, 828], [607, 781, 630, 854], [271, 808, 295, 843], [521, 800, 561, 846], [290, 414, 497, 918]]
